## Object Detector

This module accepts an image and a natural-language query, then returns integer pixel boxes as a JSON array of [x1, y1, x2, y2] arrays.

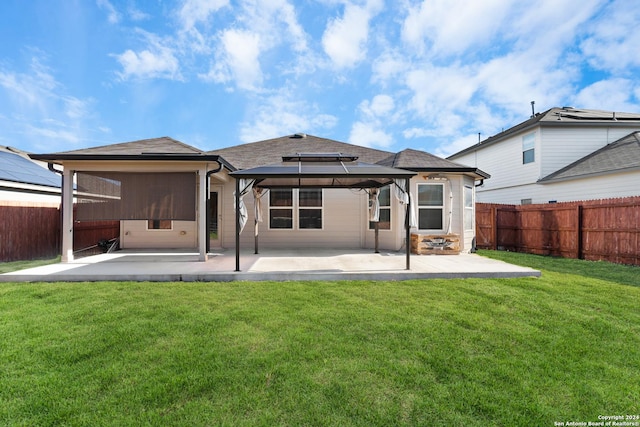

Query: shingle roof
[[29, 136, 230, 166], [0, 147, 60, 188], [379, 148, 490, 178], [448, 107, 640, 159], [208, 134, 393, 169], [51, 136, 204, 155], [539, 131, 640, 183]]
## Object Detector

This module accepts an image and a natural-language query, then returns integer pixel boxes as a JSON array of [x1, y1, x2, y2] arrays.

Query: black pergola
[[230, 154, 417, 271]]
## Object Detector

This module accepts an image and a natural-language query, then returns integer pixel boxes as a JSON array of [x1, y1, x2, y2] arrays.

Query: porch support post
[[405, 178, 411, 270], [374, 222, 379, 253], [61, 168, 75, 263], [254, 219, 259, 254], [235, 178, 241, 272], [198, 168, 208, 261]]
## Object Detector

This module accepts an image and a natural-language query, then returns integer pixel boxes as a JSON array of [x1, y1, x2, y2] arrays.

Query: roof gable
[[379, 148, 490, 178], [54, 137, 204, 155], [208, 134, 393, 169], [539, 131, 640, 183]]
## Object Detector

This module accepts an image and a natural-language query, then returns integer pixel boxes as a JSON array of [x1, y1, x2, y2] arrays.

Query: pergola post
[[61, 168, 75, 262], [254, 218, 259, 254]]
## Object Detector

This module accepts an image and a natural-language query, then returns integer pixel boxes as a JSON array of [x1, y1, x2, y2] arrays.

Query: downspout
[[235, 178, 241, 272], [405, 178, 411, 270], [205, 160, 224, 253], [48, 163, 64, 255]]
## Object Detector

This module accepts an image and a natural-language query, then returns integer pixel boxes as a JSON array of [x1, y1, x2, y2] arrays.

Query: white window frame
[[268, 188, 324, 230], [268, 188, 294, 230], [298, 188, 323, 230], [522, 132, 535, 164], [464, 185, 474, 231], [417, 183, 445, 231]]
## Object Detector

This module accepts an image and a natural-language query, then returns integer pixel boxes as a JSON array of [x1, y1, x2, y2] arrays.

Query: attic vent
[[291, 133, 307, 139]]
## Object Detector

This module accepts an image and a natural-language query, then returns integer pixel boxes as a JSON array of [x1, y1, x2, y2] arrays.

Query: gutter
[[205, 160, 225, 253]]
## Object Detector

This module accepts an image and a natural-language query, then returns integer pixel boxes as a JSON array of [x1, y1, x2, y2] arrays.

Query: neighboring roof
[[539, 131, 640, 183], [230, 154, 416, 188], [30, 136, 232, 167], [378, 148, 490, 179], [209, 134, 393, 169], [448, 107, 640, 159], [0, 147, 60, 188]]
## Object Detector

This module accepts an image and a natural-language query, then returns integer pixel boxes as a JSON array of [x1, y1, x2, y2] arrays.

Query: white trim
[[267, 188, 325, 231], [417, 182, 445, 232]]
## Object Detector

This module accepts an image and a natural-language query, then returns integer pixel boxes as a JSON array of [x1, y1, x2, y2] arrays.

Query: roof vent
[[291, 133, 307, 139]]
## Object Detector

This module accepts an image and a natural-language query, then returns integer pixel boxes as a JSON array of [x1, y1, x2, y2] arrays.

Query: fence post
[[492, 205, 498, 250], [576, 205, 583, 260]]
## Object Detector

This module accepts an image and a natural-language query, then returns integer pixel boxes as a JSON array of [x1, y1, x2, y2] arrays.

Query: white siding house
[[448, 107, 640, 204]]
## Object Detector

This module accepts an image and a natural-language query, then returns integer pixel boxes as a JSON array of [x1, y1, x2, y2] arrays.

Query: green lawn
[[1, 252, 639, 426], [0, 256, 59, 274]]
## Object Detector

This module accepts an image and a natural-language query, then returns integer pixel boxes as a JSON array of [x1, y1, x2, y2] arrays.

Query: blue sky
[[1, 0, 639, 157]]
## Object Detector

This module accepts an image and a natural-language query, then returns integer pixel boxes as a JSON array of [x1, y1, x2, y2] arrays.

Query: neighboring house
[[447, 107, 640, 204], [0, 146, 61, 205], [31, 134, 488, 262]]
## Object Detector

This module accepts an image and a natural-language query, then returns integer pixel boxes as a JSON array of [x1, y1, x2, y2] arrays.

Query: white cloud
[[580, 0, 640, 73], [178, 0, 229, 31], [348, 122, 393, 148], [322, 0, 383, 69], [434, 134, 479, 159], [359, 94, 394, 118], [0, 55, 101, 150], [238, 0, 308, 53], [371, 50, 407, 85], [475, 51, 576, 112], [573, 79, 640, 112], [239, 92, 338, 142], [405, 66, 476, 117], [128, 6, 151, 21], [96, 0, 121, 24], [201, 29, 263, 91], [197, 0, 312, 89], [402, 0, 512, 57], [114, 32, 181, 80], [0, 58, 57, 114]]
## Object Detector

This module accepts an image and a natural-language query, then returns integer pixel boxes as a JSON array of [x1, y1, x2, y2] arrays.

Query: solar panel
[[0, 151, 61, 187]]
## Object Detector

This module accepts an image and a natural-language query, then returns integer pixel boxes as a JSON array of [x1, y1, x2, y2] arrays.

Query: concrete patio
[[1, 248, 540, 282]]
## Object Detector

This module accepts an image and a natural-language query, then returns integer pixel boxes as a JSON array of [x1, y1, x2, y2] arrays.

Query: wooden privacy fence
[[476, 197, 640, 265], [1, 203, 61, 262], [1, 203, 119, 262]]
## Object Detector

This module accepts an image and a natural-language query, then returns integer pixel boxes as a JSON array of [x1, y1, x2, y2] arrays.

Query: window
[[464, 185, 474, 230], [269, 189, 293, 229], [521, 198, 532, 205], [147, 220, 172, 230], [268, 188, 323, 229], [522, 133, 535, 164], [369, 185, 391, 230], [298, 189, 322, 229], [417, 183, 444, 230]]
